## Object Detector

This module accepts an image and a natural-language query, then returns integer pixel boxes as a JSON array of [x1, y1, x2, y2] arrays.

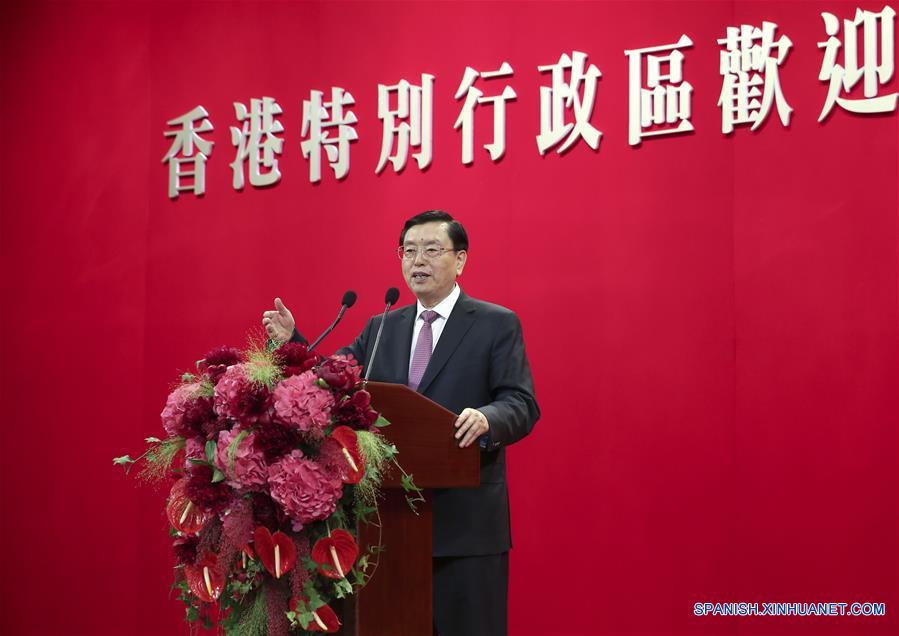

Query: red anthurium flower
[[311, 529, 358, 579], [331, 426, 364, 484], [166, 478, 210, 535], [253, 526, 297, 579], [184, 556, 224, 602], [306, 602, 340, 633]]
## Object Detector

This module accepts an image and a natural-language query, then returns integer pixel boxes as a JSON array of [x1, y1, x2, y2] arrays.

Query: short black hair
[[399, 210, 469, 252]]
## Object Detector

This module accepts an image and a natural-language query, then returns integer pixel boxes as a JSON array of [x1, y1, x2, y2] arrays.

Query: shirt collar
[[416, 283, 461, 321]]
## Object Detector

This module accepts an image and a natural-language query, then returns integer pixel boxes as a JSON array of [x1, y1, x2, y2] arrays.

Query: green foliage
[[353, 428, 423, 516], [354, 430, 395, 512], [333, 577, 353, 599], [217, 557, 265, 635], [245, 343, 282, 388], [227, 429, 250, 472], [401, 472, 426, 513], [205, 440, 217, 463], [400, 473, 419, 493], [139, 437, 185, 483], [352, 554, 370, 587], [296, 610, 313, 631], [289, 579, 328, 631], [373, 414, 391, 428], [227, 587, 268, 636], [175, 578, 202, 626], [304, 581, 325, 610], [114, 434, 186, 482]]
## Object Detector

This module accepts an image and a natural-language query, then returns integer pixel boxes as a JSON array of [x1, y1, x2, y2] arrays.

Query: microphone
[[308, 290, 357, 352], [364, 287, 400, 383]]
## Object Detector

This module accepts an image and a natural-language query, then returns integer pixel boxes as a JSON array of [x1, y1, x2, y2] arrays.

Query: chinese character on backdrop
[[717, 23, 793, 134], [230, 96, 284, 190], [376, 74, 435, 174], [818, 5, 897, 121], [454, 63, 517, 164], [624, 35, 694, 146], [300, 88, 358, 183], [161, 106, 214, 199], [536, 51, 603, 154]]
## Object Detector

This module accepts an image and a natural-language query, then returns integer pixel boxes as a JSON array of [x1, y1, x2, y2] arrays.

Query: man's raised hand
[[262, 297, 296, 343]]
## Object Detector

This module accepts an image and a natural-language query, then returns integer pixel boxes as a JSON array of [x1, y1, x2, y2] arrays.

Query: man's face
[[401, 221, 467, 307]]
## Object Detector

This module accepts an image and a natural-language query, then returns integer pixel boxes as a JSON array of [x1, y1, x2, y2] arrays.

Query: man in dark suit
[[262, 210, 539, 635]]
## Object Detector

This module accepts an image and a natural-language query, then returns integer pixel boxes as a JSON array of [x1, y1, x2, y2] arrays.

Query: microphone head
[[385, 287, 400, 305], [342, 290, 357, 308]]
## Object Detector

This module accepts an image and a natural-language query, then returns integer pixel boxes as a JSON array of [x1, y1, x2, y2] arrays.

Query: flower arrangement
[[115, 336, 421, 635]]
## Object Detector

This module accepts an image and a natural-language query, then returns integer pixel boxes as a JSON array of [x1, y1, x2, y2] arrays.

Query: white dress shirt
[[408, 283, 461, 375]]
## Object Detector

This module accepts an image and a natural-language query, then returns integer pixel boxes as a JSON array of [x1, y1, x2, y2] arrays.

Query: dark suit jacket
[[296, 291, 540, 556]]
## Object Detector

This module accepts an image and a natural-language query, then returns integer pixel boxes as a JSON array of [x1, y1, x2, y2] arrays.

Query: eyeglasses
[[397, 246, 457, 261]]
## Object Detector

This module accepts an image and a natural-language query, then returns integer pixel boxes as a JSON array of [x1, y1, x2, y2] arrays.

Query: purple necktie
[[408, 310, 439, 390]]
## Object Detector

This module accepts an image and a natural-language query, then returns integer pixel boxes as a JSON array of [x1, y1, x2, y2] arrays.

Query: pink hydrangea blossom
[[213, 364, 250, 420], [183, 436, 206, 468], [161, 383, 203, 437], [213, 363, 273, 424], [214, 426, 268, 491], [268, 450, 343, 529], [272, 371, 334, 433]]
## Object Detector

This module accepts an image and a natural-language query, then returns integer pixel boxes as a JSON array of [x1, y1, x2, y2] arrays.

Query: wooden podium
[[339, 381, 480, 636]]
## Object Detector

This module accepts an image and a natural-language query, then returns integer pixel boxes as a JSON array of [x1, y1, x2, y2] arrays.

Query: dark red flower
[[204, 346, 243, 367], [316, 355, 362, 393], [203, 346, 243, 384], [182, 396, 215, 437], [238, 382, 273, 424], [173, 535, 199, 564], [249, 492, 280, 532], [332, 389, 379, 430], [201, 415, 231, 438], [214, 365, 274, 425], [185, 464, 232, 514], [255, 417, 302, 462], [274, 342, 320, 377]]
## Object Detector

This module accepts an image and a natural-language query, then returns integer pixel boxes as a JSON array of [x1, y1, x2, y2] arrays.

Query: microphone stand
[[308, 304, 349, 352], [364, 295, 398, 384]]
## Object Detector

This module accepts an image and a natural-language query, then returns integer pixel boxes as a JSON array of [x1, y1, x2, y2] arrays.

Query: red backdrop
[[1, 1, 897, 634]]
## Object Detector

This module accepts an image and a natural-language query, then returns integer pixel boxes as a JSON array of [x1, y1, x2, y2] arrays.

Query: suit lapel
[[416, 293, 477, 395], [380, 304, 414, 384]]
